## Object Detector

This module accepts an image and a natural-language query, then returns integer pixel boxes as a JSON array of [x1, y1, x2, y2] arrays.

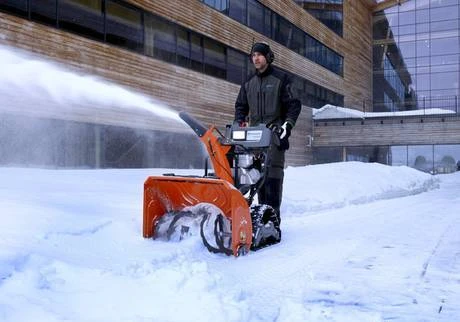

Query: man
[[234, 42, 301, 235]]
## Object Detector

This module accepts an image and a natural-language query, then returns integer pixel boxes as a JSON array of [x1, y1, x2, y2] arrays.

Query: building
[[0, 0, 459, 171]]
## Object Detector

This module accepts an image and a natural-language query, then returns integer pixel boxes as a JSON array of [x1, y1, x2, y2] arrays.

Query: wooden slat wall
[[313, 116, 460, 146], [286, 107, 313, 165]]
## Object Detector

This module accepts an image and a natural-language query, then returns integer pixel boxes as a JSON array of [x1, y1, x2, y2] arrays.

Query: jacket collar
[[256, 65, 273, 78]]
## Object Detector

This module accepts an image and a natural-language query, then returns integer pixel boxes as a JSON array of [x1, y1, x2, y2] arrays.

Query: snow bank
[[283, 161, 439, 215]]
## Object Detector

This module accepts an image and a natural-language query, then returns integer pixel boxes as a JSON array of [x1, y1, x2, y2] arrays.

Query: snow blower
[[143, 112, 281, 256]]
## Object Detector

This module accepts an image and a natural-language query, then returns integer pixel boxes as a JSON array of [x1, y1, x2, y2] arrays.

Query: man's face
[[252, 52, 268, 71]]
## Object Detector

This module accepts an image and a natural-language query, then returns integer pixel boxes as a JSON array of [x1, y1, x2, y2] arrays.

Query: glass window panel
[[190, 33, 203, 72], [228, 0, 246, 25], [431, 54, 458, 65], [218, 0, 229, 14], [176, 27, 190, 68], [416, 39, 430, 57], [275, 16, 292, 47], [416, 56, 430, 67], [106, 1, 143, 52], [416, 65, 430, 74], [263, 9, 272, 38], [0, 0, 28, 17], [430, 5, 458, 22], [398, 10, 415, 25], [434, 145, 460, 174], [31, 0, 57, 26], [431, 0, 459, 7], [291, 27, 305, 56], [431, 20, 459, 33], [416, 23, 430, 35], [404, 57, 416, 67], [415, 73, 430, 91], [313, 147, 343, 164], [247, 0, 263, 35], [408, 145, 433, 173], [431, 72, 458, 90], [227, 48, 246, 84], [398, 41, 416, 58], [399, 24, 415, 36], [431, 37, 459, 55], [204, 0, 215, 7], [203, 38, 226, 79], [58, 0, 104, 41], [432, 88, 459, 97], [390, 146, 408, 166], [398, 0, 415, 12], [416, 9, 429, 23], [399, 33, 416, 43], [151, 18, 176, 63], [431, 63, 459, 73]]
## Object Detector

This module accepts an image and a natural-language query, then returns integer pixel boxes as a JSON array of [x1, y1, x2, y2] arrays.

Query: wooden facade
[[313, 115, 460, 147], [0, 0, 376, 167]]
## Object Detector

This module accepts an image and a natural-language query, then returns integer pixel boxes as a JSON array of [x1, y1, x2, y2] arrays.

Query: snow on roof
[[313, 104, 456, 120]]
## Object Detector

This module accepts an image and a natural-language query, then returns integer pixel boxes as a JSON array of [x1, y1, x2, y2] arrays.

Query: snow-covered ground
[[1, 162, 459, 322]]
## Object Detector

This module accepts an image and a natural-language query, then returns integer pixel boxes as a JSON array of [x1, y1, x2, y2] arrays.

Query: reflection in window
[[31, 0, 57, 26], [228, 0, 246, 25], [106, 1, 143, 52], [390, 146, 408, 166], [409, 145, 433, 173], [294, 0, 343, 36], [0, 0, 28, 17], [227, 48, 246, 85], [151, 17, 176, 63], [190, 33, 203, 73], [58, 0, 104, 40], [176, 27, 191, 68], [434, 145, 460, 174], [247, 0, 264, 35], [204, 38, 226, 79]]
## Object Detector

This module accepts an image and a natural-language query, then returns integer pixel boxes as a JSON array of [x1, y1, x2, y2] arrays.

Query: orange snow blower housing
[[143, 112, 281, 256]]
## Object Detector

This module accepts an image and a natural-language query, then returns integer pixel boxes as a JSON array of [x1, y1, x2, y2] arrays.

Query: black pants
[[258, 175, 283, 225]]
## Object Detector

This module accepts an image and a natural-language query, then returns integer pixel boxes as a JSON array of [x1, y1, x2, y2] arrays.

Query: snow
[[1, 44, 460, 322], [314, 104, 456, 120], [1, 163, 460, 322], [0, 45, 182, 124]]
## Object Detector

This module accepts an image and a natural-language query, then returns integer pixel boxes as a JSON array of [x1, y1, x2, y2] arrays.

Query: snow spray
[[0, 45, 183, 123]]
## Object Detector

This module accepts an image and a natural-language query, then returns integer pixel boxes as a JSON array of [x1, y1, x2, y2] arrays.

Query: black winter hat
[[251, 42, 270, 56], [250, 42, 275, 63]]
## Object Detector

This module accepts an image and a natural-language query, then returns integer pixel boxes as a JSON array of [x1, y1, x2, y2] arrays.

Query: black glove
[[278, 122, 292, 150]]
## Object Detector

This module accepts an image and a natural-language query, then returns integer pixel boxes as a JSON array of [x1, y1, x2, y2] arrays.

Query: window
[[247, 0, 263, 35], [228, 0, 247, 25], [176, 27, 191, 68], [274, 16, 292, 48], [227, 48, 247, 84], [31, 0, 57, 26], [190, 33, 203, 72], [58, 0, 104, 41], [291, 27, 305, 56], [151, 17, 176, 63], [106, 1, 144, 52], [203, 38, 226, 78], [0, 0, 28, 18]]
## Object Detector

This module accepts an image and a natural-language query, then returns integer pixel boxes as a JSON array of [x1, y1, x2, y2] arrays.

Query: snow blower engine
[[143, 112, 282, 256]]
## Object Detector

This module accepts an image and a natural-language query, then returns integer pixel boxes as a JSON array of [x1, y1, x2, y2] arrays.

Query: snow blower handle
[[179, 112, 207, 137]]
